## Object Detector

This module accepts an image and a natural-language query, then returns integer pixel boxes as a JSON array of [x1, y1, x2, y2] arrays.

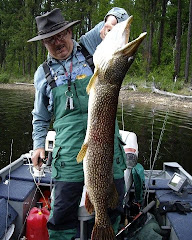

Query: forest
[[0, 0, 192, 90]]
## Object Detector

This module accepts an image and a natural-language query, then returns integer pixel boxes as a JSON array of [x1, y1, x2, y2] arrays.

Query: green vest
[[51, 76, 126, 182]]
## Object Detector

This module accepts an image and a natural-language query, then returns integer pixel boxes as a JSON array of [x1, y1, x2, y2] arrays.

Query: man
[[28, 7, 129, 240]]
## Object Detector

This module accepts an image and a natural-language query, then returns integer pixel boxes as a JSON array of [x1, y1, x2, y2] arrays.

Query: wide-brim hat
[[28, 8, 81, 42]]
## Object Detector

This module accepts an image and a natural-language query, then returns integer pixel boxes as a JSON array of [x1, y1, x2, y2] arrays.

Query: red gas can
[[26, 207, 50, 240]]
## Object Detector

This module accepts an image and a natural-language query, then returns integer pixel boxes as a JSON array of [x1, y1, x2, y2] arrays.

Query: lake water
[[0, 88, 34, 169], [1, 88, 192, 175]]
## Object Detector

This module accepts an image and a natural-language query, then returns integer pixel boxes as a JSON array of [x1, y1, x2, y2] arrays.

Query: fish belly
[[84, 84, 119, 239]]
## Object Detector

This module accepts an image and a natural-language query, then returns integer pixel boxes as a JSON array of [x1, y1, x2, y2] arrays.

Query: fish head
[[92, 16, 147, 87]]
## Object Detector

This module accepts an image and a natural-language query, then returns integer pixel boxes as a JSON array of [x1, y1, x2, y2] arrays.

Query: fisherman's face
[[43, 29, 73, 60]]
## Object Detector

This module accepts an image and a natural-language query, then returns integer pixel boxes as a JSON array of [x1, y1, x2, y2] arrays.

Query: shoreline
[[1, 83, 192, 111], [0, 83, 35, 91], [119, 89, 192, 110]]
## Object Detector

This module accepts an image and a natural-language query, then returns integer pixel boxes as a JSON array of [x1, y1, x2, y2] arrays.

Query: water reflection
[[117, 101, 192, 175], [0, 88, 192, 175]]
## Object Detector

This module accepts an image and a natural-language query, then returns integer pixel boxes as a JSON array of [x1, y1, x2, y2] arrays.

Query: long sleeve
[[79, 7, 129, 55], [32, 65, 52, 150]]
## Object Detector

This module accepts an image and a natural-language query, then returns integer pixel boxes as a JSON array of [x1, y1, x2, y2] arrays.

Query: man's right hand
[[32, 148, 45, 170], [100, 15, 118, 40]]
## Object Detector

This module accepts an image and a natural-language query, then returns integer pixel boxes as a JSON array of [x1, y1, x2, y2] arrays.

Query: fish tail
[[91, 224, 115, 240], [85, 192, 94, 214]]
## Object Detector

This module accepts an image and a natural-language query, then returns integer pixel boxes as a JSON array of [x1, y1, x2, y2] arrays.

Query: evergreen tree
[[185, 0, 192, 82], [0, 0, 191, 87]]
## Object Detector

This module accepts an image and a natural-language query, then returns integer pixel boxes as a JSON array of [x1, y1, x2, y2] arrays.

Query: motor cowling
[[26, 206, 50, 240], [119, 130, 138, 168], [120, 130, 138, 193]]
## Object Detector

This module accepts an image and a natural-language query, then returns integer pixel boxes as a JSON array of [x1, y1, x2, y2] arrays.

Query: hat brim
[[27, 20, 81, 42]]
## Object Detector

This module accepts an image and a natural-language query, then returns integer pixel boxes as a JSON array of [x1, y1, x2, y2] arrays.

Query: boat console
[[145, 162, 192, 240]]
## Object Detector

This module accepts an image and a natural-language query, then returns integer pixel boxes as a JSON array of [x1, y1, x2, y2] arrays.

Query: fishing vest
[[43, 55, 126, 182]]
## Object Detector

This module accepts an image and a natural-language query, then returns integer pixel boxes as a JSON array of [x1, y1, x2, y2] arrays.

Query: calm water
[[117, 101, 192, 174], [1, 88, 192, 175], [0, 89, 34, 168]]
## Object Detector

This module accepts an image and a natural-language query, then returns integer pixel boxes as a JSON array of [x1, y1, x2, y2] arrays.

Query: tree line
[[0, 0, 191, 85]]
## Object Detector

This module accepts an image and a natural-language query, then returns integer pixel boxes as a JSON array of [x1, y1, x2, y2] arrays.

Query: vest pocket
[[51, 145, 84, 181], [113, 135, 127, 179], [52, 146, 61, 179]]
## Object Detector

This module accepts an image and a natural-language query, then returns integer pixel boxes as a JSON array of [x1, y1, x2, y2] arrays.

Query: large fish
[[77, 16, 147, 240]]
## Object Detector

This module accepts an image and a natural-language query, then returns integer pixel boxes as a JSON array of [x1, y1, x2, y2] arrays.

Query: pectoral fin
[[77, 143, 88, 163], [86, 68, 98, 94]]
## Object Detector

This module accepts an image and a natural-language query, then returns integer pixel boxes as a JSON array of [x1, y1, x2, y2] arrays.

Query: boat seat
[[7, 165, 52, 184], [0, 179, 35, 202], [0, 198, 18, 239], [156, 188, 192, 240], [0, 179, 37, 239], [166, 211, 192, 240]]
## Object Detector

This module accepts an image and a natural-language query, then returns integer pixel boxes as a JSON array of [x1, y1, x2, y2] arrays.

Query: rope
[[17, 155, 51, 239], [27, 156, 50, 208]]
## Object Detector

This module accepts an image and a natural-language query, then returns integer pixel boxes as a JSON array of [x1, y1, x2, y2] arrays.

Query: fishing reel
[[30, 131, 56, 177], [32, 164, 46, 178]]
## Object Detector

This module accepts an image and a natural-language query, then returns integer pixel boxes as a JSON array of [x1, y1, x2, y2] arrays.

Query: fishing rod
[[144, 76, 178, 204], [116, 200, 155, 237], [3, 140, 40, 240], [4, 139, 13, 239]]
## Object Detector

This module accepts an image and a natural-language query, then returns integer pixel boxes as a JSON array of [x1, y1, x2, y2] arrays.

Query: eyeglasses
[[43, 30, 68, 45]]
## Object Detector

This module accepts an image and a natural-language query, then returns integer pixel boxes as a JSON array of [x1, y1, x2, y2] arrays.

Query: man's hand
[[100, 15, 118, 40], [32, 148, 45, 170]]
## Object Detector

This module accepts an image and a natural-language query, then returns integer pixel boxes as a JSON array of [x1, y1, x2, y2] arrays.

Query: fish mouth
[[92, 16, 147, 73], [117, 32, 147, 57], [123, 15, 133, 44], [115, 16, 147, 57]]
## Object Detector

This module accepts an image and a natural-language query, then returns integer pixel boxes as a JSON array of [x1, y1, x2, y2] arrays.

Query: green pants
[[47, 179, 124, 240]]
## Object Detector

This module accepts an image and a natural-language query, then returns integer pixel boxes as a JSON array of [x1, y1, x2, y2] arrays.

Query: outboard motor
[[120, 130, 139, 227], [120, 130, 138, 193]]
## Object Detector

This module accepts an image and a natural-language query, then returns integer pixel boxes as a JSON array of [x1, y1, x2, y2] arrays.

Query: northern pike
[[77, 16, 147, 240]]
